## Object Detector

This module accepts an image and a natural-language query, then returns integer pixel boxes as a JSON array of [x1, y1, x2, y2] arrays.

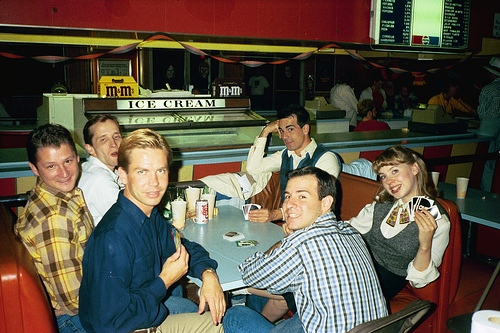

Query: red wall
[[0, 0, 497, 50], [0, 0, 370, 44]]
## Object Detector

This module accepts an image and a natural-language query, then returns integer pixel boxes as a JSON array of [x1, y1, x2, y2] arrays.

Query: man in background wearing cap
[[479, 56, 500, 192]]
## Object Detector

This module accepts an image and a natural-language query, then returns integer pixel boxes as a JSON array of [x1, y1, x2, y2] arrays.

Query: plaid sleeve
[[35, 211, 85, 314], [239, 237, 303, 294]]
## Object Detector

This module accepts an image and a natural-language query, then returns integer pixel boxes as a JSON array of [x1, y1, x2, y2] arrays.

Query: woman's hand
[[412, 208, 438, 271], [414, 208, 438, 250]]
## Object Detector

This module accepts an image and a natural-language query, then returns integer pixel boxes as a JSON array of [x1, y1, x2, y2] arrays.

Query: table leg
[[474, 260, 500, 312]]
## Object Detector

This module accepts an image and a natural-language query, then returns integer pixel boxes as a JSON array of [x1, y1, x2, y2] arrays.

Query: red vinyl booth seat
[[0, 203, 57, 333], [250, 172, 500, 333]]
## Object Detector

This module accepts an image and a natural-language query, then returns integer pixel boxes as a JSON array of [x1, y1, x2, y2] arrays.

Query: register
[[408, 104, 467, 134]]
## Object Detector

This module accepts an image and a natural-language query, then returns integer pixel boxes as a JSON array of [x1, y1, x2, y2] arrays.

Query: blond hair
[[118, 128, 173, 171], [372, 145, 437, 203]]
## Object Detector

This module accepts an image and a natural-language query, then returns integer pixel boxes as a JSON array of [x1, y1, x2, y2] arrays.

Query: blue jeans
[[223, 305, 304, 333], [56, 314, 86, 333], [164, 283, 199, 314], [246, 294, 269, 313]]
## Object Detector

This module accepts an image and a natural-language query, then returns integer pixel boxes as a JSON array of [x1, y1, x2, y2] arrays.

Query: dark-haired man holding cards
[[80, 128, 224, 333]]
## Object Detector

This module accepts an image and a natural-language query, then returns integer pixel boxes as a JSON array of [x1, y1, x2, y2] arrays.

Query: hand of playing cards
[[409, 196, 441, 221]]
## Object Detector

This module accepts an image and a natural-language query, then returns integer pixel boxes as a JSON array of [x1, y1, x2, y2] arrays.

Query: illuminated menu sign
[[379, 0, 412, 45], [372, 0, 470, 49], [442, 0, 470, 47]]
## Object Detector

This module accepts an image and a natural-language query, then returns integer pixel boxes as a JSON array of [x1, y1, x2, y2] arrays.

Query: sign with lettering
[[116, 98, 225, 110], [98, 76, 138, 98], [212, 78, 245, 98]]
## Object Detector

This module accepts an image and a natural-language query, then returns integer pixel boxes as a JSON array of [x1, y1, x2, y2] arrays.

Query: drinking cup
[[456, 177, 469, 199], [171, 200, 187, 230], [185, 187, 201, 212], [431, 171, 440, 188]]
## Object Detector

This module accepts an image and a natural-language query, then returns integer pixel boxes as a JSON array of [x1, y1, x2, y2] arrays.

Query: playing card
[[171, 228, 181, 250], [236, 240, 259, 247], [411, 197, 441, 220], [242, 204, 261, 220], [417, 197, 441, 220], [223, 231, 245, 241]]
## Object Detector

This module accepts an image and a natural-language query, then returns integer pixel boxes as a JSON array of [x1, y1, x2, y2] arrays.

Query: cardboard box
[[98, 76, 138, 98], [305, 97, 345, 119]]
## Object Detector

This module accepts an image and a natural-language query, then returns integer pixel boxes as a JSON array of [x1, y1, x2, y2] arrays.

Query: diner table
[[181, 204, 284, 291], [438, 182, 500, 313], [438, 182, 500, 230]]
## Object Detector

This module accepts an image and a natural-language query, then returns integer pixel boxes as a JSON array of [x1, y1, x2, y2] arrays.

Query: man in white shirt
[[360, 76, 388, 112], [246, 104, 340, 222], [249, 70, 270, 110], [330, 71, 358, 128], [78, 114, 123, 225]]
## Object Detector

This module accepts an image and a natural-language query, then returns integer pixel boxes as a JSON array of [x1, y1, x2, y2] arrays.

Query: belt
[[132, 327, 157, 333]]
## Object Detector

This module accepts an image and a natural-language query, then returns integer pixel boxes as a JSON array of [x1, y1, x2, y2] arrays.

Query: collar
[[287, 138, 316, 158], [316, 211, 337, 223], [284, 212, 338, 240], [36, 179, 80, 201], [87, 155, 117, 175], [116, 190, 158, 228]]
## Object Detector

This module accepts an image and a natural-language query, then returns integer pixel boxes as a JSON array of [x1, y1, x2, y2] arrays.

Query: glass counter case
[[81, 97, 267, 150]]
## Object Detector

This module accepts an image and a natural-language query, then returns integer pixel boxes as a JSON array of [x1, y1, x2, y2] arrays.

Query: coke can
[[195, 199, 208, 224]]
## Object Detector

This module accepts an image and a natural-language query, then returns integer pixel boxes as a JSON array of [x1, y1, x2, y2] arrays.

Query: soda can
[[195, 199, 208, 224]]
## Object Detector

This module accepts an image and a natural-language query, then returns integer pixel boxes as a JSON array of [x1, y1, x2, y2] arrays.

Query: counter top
[[0, 128, 493, 179]]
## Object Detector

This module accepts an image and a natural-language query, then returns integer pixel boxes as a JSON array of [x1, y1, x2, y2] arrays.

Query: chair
[[348, 300, 433, 333], [0, 200, 57, 333], [389, 197, 462, 333]]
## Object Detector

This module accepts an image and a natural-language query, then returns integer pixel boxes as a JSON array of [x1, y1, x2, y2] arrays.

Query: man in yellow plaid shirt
[[15, 124, 93, 333]]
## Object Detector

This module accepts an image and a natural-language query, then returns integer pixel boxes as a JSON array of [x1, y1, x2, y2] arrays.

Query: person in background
[[394, 83, 419, 115], [249, 69, 270, 110], [246, 104, 340, 223], [360, 74, 387, 112], [15, 124, 93, 333], [478, 56, 500, 192], [353, 99, 391, 132], [79, 114, 123, 225], [223, 166, 387, 333], [329, 70, 358, 129], [192, 60, 210, 94], [428, 79, 477, 118], [382, 79, 395, 111], [348, 145, 451, 302], [79, 128, 225, 333], [164, 63, 183, 90]]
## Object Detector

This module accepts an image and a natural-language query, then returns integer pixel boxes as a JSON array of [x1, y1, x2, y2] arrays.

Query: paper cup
[[185, 187, 201, 212], [242, 204, 261, 220], [431, 171, 440, 188], [456, 177, 469, 199], [201, 193, 216, 219], [171, 200, 187, 230]]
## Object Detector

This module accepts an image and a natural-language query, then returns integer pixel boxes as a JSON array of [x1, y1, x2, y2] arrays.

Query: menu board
[[371, 0, 470, 50]]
